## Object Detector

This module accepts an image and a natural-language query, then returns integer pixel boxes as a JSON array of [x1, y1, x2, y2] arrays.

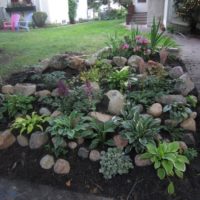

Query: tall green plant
[[68, 0, 77, 24]]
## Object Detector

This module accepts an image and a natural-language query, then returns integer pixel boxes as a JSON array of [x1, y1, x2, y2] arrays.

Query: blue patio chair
[[18, 13, 33, 31]]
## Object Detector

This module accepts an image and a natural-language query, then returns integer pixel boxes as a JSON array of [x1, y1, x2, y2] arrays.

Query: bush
[[100, 8, 126, 20], [32, 12, 47, 27], [68, 0, 77, 24]]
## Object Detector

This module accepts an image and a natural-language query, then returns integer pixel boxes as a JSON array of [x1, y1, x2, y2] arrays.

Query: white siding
[[134, 0, 148, 13], [76, 0, 88, 20], [0, 0, 10, 8]]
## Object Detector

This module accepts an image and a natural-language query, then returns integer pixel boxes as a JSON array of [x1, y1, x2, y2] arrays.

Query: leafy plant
[[38, 96, 61, 110], [120, 111, 160, 153], [32, 12, 47, 27], [80, 67, 100, 82], [141, 142, 189, 194], [85, 119, 116, 149], [108, 66, 129, 91], [186, 95, 198, 108], [99, 147, 133, 179], [11, 112, 48, 135], [0, 95, 35, 119], [163, 103, 192, 123], [162, 125, 184, 141], [183, 148, 198, 161]]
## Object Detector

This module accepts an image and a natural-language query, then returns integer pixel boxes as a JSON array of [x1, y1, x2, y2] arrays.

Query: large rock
[[180, 118, 196, 132], [54, 159, 70, 174], [113, 135, 128, 148], [89, 150, 101, 162], [47, 54, 68, 70], [147, 103, 163, 117], [40, 155, 55, 170], [35, 90, 51, 97], [135, 154, 151, 167], [17, 135, 28, 147], [39, 107, 51, 116], [68, 56, 85, 71], [113, 56, 127, 67], [182, 133, 196, 146], [14, 83, 36, 96], [128, 55, 143, 68], [29, 132, 48, 149], [105, 90, 125, 115], [0, 130, 16, 150], [89, 112, 113, 123], [169, 66, 184, 79], [1, 85, 14, 94], [175, 74, 195, 96], [156, 95, 187, 105]]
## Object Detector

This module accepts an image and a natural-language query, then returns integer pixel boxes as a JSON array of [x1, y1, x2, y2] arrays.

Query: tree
[[68, 0, 77, 24], [174, 0, 200, 32]]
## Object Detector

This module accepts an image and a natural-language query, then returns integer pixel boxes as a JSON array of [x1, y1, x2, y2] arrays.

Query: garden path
[[0, 178, 112, 200], [174, 35, 200, 95]]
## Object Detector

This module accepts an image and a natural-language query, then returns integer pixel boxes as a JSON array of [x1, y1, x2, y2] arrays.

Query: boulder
[[128, 55, 143, 68], [29, 132, 48, 149], [68, 56, 85, 71], [135, 154, 151, 167], [182, 133, 196, 146], [164, 119, 179, 127], [39, 107, 51, 116], [85, 56, 97, 67], [179, 141, 188, 153], [89, 150, 101, 162], [169, 66, 184, 79], [175, 74, 195, 96], [147, 103, 163, 117], [113, 56, 127, 67], [40, 155, 55, 170], [156, 95, 187, 105], [113, 135, 128, 148], [190, 112, 197, 119], [68, 141, 77, 150], [105, 90, 125, 115], [54, 159, 70, 174], [47, 54, 68, 70], [35, 90, 51, 97], [51, 110, 62, 117], [89, 112, 113, 123], [14, 83, 36, 96], [0, 130, 16, 150], [1, 85, 14, 94], [78, 147, 89, 159], [180, 118, 196, 132], [17, 135, 28, 147]]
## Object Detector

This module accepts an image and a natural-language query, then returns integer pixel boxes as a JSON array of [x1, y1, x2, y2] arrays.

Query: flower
[[57, 80, 69, 96], [121, 43, 129, 50], [83, 81, 93, 97]]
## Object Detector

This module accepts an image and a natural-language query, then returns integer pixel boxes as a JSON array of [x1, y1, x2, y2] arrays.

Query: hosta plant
[[141, 142, 189, 194], [11, 112, 48, 135], [120, 111, 160, 153], [99, 147, 134, 179]]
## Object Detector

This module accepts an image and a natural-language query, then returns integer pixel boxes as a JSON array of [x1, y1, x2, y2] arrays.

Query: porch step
[[132, 12, 147, 25]]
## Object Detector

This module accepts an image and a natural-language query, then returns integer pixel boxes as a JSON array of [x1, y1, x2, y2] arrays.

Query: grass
[[0, 20, 128, 76]]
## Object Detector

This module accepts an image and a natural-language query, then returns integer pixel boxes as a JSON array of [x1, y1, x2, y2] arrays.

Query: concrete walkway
[[0, 178, 112, 200], [174, 35, 200, 94]]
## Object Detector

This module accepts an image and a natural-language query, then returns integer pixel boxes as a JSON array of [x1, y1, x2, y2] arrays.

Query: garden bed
[[1, 23, 200, 200]]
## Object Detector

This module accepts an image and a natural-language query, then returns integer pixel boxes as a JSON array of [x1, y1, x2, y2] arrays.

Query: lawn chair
[[3, 13, 20, 31], [18, 13, 33, 31]]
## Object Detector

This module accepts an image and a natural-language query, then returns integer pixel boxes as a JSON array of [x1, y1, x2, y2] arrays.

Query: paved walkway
[[0, 178, 112, 200], [174, 35, 200, 94]]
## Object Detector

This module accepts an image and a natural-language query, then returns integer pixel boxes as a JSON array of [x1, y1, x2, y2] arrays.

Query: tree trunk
[[126, 3, 135, 25]]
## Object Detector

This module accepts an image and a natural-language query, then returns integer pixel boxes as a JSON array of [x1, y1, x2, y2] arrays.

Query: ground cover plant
[[0, 20, 200, 200]]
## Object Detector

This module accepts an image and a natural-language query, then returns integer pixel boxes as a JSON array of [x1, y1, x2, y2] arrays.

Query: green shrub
[[183, 148, 198, 161], [141, 142, 189, 194], [32, 12, 47, 27], [11, 112, 48, 135], [99, 147, 133, 179], [100, 8, 126, 20]]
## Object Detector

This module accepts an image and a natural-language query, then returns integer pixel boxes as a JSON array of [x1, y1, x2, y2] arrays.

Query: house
[[0, 0, 88, 24]]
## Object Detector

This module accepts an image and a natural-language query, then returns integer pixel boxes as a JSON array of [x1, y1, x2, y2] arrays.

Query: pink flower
[[135, 35, 142, 40], [121, 44, 129, 49]]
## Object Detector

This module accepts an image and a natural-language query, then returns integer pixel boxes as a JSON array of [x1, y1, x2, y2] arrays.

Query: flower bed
[[0, 22, 200, 200]]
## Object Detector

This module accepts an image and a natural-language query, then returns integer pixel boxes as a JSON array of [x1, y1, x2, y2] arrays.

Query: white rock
[[17, 135, 28, 147], [89, 112, 113, 123], [39, 107, 51, 116], [68, 141, 77, 150], [135, 154, 151, 167], [180, 118, 196, 132], [40, 155, 55, 169], [35, 90, 51, 97], [147, 103, 163, 117], [89, 150, 101, 162], [1, 85, 14, 94], [14, 83, 36, 96], [54, 159, 70, 174], [0, 130, 16, 150]]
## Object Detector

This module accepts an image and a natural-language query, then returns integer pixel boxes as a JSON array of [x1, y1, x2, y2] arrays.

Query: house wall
[[76, 0, 88, 20], [133, 0, 148, 13], [0, 0, 10, 7]]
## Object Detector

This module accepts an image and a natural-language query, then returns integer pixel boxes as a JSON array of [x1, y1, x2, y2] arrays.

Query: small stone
[[169, 66, 184, 79], [1, 85, 14, 94], [77, 137, 84, 145], [78, 147, 89, 159], [113, 56, 127, 67], [39, 107, 51, 116], [180, 118, 196, 132], [175, 73, 195, 96], [128, 55, 143, 68], [156, 95, 187, 105], [113, 135, 128, 148], [29, 132, 48, 149], [14, 83, 36, 96], [89, 150, 101, 162], [68, 141, 77, 150], [17, 135, 28, 147], [52, 137, 67, 148], [190, 112, 197, 119], [135, 154, 151, 167], [164, 119, 179, 127], [179, 141, 188, 153], [51, 110, 62, 117], [89, 112, 113, 123], [40, 155, 55, 170], [105, 90, 125, 115], [35, 90, 51, 97], [0, 130, 16, 150], [51, 88, 59, 96], [54, 159, 70, 174], [182, 133, 196, 146], [147, 103, 163, 117]]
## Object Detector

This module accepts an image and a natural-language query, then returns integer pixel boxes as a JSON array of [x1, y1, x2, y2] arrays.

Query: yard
[[0, 20, 128, 76]]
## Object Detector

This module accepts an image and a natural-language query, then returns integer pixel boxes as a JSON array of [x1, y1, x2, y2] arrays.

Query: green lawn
[[0, 20, 128, 76]]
